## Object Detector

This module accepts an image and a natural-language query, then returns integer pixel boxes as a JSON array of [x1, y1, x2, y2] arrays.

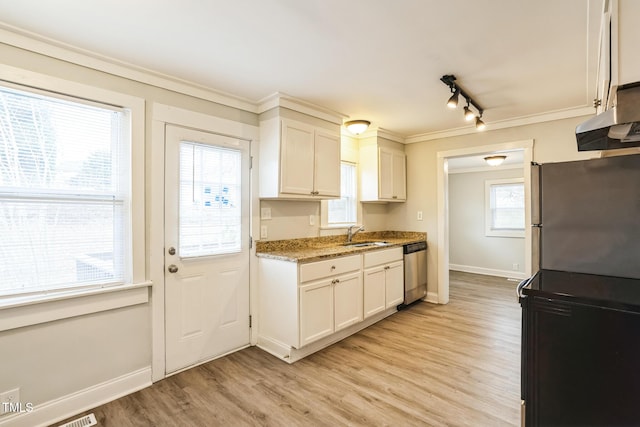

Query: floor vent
[[58, 413, 97, 427]]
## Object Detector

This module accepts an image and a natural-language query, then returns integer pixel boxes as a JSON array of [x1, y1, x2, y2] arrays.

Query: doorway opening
[[436, 140, 533, 304]]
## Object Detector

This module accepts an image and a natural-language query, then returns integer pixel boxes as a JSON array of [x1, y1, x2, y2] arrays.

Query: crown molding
[[0, 23, 258, 113], [404, 106, 595, 144], [257, 92, 347, 124]]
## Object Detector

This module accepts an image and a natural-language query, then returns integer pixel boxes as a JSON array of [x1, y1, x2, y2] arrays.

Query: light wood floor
[[53, 271, 521, 427]]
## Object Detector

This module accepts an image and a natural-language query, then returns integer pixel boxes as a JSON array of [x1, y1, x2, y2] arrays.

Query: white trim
[[450, 264, 528, 280], [149, 103, 259, 383], [448, 164, 523, 174], [0, 284, 149, 332], [0, 25, 257, 113], [257, 92, 347, 124], [425, 292, 439, 304], [405, 107, 594, 143], [436, 140, 533, 304], [357, 127, 406, 143], [0, 368, 151, 427], [485, 178, 526, 238]]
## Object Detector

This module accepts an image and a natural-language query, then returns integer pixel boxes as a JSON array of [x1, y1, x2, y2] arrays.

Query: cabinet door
[[314, 129, 341, 197], [392, 151, 406, 201], [299, 279, 334, 347], [364, 267, 386, 318], [385, 261, 404, 308], [378, 148, 394, 200], [280, 119, 315, 195], [334, 272, 363, 331]]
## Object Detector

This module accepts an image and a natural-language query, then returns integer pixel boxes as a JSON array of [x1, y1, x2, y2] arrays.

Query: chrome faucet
[[347, 225, 365, 243]]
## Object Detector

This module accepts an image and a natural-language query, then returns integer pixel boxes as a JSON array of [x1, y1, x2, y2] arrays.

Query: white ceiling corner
[[0, 0, 603, 138]]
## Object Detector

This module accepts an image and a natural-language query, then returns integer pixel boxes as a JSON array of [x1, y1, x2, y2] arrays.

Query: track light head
[[464, 105, 475, 121], [447, 88, 460, 109], [475, 115, 486, 131]]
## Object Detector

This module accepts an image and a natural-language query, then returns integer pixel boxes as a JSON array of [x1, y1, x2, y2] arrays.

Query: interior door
[[164, 124, 250, 374]]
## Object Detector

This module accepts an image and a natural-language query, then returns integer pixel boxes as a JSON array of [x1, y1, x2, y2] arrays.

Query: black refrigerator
[[518, 153, 640, 426]]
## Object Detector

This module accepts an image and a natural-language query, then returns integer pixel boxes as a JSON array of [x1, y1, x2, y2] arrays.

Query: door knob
[[168, 247, 176, 255], [168, 264, 178, 273]]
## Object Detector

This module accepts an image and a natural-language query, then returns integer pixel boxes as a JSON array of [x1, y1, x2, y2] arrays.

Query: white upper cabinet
[[360, 137, 406, 202], [260, 115, 341, 199], [596, 0, 640, 113]]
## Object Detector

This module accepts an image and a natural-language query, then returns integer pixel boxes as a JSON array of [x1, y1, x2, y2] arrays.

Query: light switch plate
[[309, 215, 315, 226], [417, 211, 423, 221], [260, 225, 268, 239], [260, 207, 271, 220]]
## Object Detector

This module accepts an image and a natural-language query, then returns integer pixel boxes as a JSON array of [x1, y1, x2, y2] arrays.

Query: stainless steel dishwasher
[[403, 241, 427, 306]]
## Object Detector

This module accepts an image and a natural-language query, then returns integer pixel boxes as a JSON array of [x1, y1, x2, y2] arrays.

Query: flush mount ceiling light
[[345, 120, 371, 135], [440, 74, 487, 131], [484, 155, 507, 166]]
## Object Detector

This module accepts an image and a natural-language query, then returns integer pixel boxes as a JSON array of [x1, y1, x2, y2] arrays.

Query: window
[[179, 142, 241, 257], [0, 85, 131, 296], [327, 162, 357, 225], [485, 178, 525, 237]]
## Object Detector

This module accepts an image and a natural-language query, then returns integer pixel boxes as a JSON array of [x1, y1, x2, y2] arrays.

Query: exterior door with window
[[164, 125, 250, 374]]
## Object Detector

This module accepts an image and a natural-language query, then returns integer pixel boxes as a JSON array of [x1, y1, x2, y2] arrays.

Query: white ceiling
[[0, 0, 603, 138]]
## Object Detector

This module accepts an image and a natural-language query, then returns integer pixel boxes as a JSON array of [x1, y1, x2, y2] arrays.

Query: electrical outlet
[[260, 225, 268, 239], [513, 263, 519, 270], [309, 215, 315, 226], [0, 388, 20, 415], [417, 211, 423, 221], [260, 207, 271, 220]]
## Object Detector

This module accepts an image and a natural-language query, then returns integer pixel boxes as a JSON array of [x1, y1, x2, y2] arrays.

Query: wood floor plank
[[52, 271, 521, 427]]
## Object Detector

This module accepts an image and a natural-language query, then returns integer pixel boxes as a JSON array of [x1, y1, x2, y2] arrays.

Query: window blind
[[0, 86, 130, 296]]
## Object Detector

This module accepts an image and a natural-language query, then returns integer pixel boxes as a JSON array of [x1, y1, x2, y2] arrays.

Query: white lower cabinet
[[258, 248, 403, 362], [363, 247, 404, 318], [299, 270, 362, 347]]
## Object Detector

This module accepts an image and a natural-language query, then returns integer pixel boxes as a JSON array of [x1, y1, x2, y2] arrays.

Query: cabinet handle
[[331, 265, 336, 271], [384, 266, 390, 270], [334, 278, 340, 284], [392, 196, 398, 199]]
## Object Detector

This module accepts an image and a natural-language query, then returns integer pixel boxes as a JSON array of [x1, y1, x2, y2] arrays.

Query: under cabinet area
[[259, 114, 341, 199], [363, 247, 404, 318]]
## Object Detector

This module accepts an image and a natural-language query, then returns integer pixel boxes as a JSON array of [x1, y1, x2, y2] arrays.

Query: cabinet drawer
[[364, 247, 403, 268], [299, 255, 361, 283]]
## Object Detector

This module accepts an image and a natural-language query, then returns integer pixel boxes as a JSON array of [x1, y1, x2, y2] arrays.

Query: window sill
[[0, 281, 151, 332]]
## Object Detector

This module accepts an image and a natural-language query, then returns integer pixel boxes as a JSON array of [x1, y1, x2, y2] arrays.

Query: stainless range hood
[[576, 81, 640, 151]]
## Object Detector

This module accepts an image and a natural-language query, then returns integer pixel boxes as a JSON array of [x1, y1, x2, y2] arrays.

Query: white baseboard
[[425, 292, 439, 304], [449, 264, 527, 280], [0, 367, 151, 427]]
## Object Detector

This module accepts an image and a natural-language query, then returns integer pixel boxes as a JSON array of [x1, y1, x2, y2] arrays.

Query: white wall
[[385, 116, 601, 298], [0, 39, 257, 424], [449, 168, 525, 278]]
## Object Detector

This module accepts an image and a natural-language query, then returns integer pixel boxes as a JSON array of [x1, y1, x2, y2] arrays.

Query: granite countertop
[[255, 231, 427, 263]]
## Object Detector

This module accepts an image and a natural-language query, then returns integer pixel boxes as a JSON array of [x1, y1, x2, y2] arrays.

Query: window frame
[[321, 161, 361, 229], [485, 177, 525, 238], [0, 70, 145, 311]]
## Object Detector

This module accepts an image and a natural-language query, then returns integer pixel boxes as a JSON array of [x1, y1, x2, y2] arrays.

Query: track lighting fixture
[[344, 120, 370, 135], [463, 103, 475, 121], [440, 74, 486, 131], [447, 88, 460, 109]]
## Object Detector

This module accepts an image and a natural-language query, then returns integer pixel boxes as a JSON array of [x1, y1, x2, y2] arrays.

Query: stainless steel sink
[[342, 241, 390, 247]]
